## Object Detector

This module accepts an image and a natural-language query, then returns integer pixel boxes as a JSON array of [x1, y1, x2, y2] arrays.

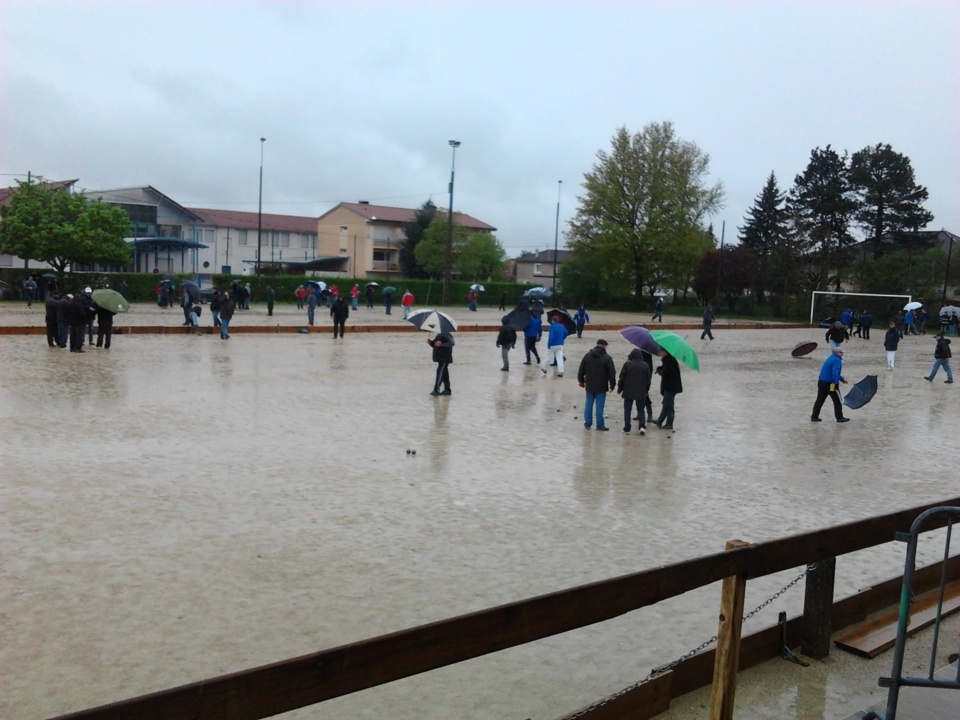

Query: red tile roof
[[0, 179, 78, 206], [331, 202, 496, 232], [188, 207, 318, 234]]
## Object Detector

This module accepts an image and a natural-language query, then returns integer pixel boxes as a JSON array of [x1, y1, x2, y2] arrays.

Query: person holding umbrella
[[653, 348, 684, 430], [811, 347, 849, 423], [428, 331, 455, 396], [577, 339, 616, 431], [94, 301, 116, 348]]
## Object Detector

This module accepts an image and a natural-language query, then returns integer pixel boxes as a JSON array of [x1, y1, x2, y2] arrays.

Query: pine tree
[[738, 172, 788, 304], [849, 143, 933, 259], [787, 146, 857, 292]]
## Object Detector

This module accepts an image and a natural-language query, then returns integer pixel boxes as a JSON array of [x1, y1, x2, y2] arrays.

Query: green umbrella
[[91, 288, 130, 314], [650, 330, 699, 371]]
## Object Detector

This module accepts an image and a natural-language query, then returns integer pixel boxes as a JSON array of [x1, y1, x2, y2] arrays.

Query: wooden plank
[[835, 580, 960, 658], [554, 672, 672, 720], [710, 540, 750, 720], [802, 556, 836, 658]]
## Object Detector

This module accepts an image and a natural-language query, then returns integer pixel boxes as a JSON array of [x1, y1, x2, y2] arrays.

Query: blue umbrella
[[619, 325, 661, 354], [843, 375, 878, 410]]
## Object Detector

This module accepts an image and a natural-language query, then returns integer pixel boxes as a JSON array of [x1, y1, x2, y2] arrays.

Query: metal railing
[[869, 506, 960, 719]]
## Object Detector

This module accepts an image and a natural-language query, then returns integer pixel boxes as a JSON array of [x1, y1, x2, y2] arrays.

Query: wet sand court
[[1, 304, 957, 719]]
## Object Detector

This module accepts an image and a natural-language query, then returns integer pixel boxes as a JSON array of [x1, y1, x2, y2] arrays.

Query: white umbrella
[[940, 305, 960, 316], [406, 308, 458, 334], [903, 301, 923, 311], [470, 283, 485, 292], [306, 280, 327, 291]]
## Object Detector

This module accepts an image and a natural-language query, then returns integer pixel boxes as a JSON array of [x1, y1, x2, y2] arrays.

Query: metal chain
[[559, 563, 817, 720]]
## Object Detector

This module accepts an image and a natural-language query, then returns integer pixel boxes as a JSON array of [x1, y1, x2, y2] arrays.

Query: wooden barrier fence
[[53, 496, 960, 720]]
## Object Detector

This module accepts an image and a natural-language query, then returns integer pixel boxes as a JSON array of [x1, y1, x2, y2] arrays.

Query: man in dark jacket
[[330, 296, 349, 338], [925, 335, 953, 383], [577, 339, 616, 431], [654, 349, 684, 430], [825, 321, 849, 350], [66, 294, 90, 352], [617, 348, 652, 435], [429, 332, 455, 396], [219, 292, 235, 340], [496, 318, 517, 372], [209, 288, 222, 328], [45, 291, 61, 347]]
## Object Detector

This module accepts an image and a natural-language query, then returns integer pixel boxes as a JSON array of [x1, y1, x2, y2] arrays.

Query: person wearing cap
[[577, 339, 616, 431], [811, 347, 849, 422], [81, 287, 96, 345]]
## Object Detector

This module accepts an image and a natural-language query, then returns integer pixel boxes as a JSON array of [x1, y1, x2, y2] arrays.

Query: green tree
[[566, 122, 724, 305], [457, 232, 508, 281], [414, 212, 469, 278], [399, 200, 436, 278], [0, 181, 130, 274], [787, 146, 856, 292], [849, 143, 933, 260], [738, 172, 789, 304]]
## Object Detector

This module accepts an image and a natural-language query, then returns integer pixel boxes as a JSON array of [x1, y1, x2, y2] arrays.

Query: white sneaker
[[639, 427, 646, 435]]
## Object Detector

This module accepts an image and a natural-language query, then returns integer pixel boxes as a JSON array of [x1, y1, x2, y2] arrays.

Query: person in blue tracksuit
[[573, 305, 589, 338], [811, 347, 849, 423]]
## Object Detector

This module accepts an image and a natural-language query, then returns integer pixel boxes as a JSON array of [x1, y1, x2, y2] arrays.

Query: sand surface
[[1, 302, 957, 719]]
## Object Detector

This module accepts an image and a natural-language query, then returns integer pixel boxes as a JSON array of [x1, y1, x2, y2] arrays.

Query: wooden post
[[709, 539, 750, 720], [801, 556, 835, 659]]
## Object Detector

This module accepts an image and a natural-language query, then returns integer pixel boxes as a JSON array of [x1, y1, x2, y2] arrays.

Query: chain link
[[559, 563, 817, 720]]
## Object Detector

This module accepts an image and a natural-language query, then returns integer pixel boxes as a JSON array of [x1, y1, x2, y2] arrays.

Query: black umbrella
[[546, 308, 576, 335], [162, 273, 178, 282], [791, 341, 818, 358], [181, 280, 201, 302], [843, 375, 878, 410], [502, 307, 531, 330]]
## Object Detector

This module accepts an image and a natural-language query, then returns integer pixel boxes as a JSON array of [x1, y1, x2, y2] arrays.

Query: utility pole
[[442, 140, 461, 306], [256, 137, 265, 276], [552, 180, 562, 290]]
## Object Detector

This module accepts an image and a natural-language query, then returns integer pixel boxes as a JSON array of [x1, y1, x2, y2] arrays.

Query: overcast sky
[[2, 1, 957, 259]]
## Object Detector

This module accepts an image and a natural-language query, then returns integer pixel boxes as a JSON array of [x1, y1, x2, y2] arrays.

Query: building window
[[238, 229, 248, 246], [534, 263, 542, 275], [373, 250, 387, 262], [270, 232, 279, 247], [281, 232, 290, 248], [339, 225, 348, 232], [374, 227, 391, 242], [203, 229, 214, 245]]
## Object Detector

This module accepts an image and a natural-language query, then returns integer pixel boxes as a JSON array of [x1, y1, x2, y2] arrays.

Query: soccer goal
[[809, 291, 912, 325]]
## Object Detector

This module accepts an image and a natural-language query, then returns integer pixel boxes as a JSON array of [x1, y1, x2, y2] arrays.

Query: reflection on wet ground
[[1, 328, 957, 719]]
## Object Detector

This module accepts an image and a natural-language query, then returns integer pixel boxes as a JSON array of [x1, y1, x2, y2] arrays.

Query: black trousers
[[433, 362, 451, 392], [812, 380, 843, 420], [524, 337, 540, 362], [46, 321, 58, 347], [333, 319, 345, 338], [97, 322, 113, 348]]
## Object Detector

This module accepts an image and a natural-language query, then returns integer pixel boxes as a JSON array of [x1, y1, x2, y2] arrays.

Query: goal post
[[809, 291, 912, 325]]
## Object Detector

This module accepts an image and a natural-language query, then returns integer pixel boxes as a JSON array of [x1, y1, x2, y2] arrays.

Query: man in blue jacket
[[523, 315, 542, 365], [811, 347, 849, 423]]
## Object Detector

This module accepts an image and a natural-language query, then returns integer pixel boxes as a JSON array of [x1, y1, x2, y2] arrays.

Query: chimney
[[358, 200, 369, 205]]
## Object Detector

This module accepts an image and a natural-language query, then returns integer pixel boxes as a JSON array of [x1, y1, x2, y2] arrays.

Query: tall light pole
[[256, 137, 266, 276], [552, 180, 562, 290], [442, 140, 461, 306]]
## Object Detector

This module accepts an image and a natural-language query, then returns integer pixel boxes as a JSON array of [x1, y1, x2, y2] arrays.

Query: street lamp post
[[552, 180, 562, 291], [943, 231, 955, 304], [442, 140, 461, 306], [256, 137, 265, 276]]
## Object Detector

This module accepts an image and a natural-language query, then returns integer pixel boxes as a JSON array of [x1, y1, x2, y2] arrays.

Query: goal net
[[809, 291, 912, 325]]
